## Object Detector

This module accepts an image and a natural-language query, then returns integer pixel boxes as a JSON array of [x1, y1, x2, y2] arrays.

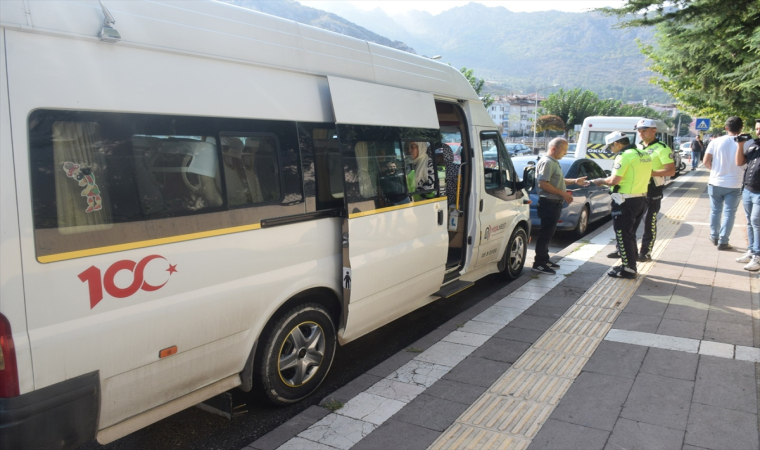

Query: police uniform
[[609, 144, 653, 277], [636, 139, 675, 259]]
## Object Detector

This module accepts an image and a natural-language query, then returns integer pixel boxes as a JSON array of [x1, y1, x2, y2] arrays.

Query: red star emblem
[[166, 263, 178, 275]]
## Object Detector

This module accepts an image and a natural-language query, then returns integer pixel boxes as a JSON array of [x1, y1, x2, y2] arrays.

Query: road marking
[[604, 329, 760, 362], [429, 172, 709, 450]]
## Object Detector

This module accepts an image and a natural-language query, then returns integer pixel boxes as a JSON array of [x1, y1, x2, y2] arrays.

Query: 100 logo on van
[[78, 255, 178, 309]]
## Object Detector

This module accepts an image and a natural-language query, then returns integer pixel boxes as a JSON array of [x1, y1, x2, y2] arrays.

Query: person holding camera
[[704, 116, 746, 250], [735, 119, 760, 270]]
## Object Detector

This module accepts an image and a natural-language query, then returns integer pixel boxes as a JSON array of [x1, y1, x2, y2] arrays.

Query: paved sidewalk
[[247, 168, 760, 450]]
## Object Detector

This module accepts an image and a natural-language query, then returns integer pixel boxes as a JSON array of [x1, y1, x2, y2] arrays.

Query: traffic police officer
[[592, 131, 653, 278], [635, 118, 675, 261]]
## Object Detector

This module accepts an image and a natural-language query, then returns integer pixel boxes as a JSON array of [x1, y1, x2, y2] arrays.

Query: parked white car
[[679, 141, 692, 156]]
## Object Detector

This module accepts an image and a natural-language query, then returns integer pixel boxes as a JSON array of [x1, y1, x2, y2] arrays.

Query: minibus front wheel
[[500, 226, 528, 280], [254, 303, 337, 405]]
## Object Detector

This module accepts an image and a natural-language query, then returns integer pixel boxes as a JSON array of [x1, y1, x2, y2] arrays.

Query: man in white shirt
[[704, 116, 746, 250]]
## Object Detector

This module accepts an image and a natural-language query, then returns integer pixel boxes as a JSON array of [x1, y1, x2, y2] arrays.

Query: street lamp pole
[[532, 84, 558, 151]]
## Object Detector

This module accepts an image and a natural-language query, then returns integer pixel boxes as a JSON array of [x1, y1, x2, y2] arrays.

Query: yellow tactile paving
[[429, 173, 708, 450]]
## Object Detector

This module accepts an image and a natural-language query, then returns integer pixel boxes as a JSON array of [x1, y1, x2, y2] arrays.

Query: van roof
[[0, 0, 479, 102], [582, 116, 671, 131]]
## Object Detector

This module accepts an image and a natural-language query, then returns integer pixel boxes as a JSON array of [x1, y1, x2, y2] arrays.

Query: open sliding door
[[328, 77, 449, 341]]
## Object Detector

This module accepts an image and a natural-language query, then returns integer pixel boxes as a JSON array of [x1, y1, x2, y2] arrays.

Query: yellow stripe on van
[[37, 223, 263, 264], [348, 197, 446, 219]]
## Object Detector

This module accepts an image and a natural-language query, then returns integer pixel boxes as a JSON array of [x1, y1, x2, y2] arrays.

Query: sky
[[300, 1, 627, 15]]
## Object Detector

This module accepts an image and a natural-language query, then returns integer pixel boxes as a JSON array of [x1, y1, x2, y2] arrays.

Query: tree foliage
[[540, 89, 669, 133], [536, 115, 566, 132], [599, 0, 760, 124], [539, 89, 599, 134], [460, 67, 494, 108], [540, 88, 669, 134]]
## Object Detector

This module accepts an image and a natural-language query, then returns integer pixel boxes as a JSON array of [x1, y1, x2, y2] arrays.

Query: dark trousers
[[635, 184, 663, 257], [613, 197, 648, 271], [534, 198, 563, 266]]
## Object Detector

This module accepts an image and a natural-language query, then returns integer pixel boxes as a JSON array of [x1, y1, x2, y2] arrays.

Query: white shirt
[[706, 135, 745, 188]]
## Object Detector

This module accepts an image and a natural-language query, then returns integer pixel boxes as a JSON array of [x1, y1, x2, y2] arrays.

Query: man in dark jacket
[[735, 119, 760, 271], [691, 135, 704, 170]]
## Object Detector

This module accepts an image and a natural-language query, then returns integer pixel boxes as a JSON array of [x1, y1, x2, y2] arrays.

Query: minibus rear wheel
[[500, 227, 527, 280], [254, 303, 337, 405]]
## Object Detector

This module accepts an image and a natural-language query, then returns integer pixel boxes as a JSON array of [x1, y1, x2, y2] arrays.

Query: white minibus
[[575, 116, 682, 173], [0, 1, 531, 448]]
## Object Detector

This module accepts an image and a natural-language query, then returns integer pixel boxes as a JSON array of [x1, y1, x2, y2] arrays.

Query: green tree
[[541, 88, 672, 135], [599, 0, 760, 124], [539, 88, 600, 135], [460, 67, 494, 108]]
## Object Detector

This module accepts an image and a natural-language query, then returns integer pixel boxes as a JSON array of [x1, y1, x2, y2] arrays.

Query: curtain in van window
[[52, 122, 112, 233]]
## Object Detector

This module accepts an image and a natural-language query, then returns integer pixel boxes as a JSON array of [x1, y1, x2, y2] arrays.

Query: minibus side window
[[297, 123, 343, 210], [29, 110, 306, 262], [338, 125, 444, 212], [220, 133, 282, 207]]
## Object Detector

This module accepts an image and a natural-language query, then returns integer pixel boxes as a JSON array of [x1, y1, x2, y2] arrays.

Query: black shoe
[[717, 243, 733, 251], [607, 251, 620, 259], [608, 265, 637, 279], [709, 237, 717, 246], [637, 253, 651, 262], [546, 261, 561, 269], [532, 264, 556, 275]]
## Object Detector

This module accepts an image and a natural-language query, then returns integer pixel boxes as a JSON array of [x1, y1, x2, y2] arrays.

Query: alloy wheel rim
[[278, 321, 325, 387], [579, 209, 588, 234], [509, 235, 525, 271]]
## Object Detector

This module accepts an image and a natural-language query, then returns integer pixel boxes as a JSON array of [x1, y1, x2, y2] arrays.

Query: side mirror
[[521, 166, 536, 191], [604, 170, 612, 176]]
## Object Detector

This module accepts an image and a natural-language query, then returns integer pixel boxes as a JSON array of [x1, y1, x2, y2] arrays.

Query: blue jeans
[[691, 151, 701, 169], [708, 185, 741, 245], [743, 189, 760, 255]]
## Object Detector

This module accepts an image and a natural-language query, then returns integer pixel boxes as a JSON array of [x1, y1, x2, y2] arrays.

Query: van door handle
[[438, 210, 444, 225]]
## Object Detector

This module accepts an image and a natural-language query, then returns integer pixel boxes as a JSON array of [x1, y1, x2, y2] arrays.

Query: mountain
[[299, 2, 669, 102], [221, 0, 416, 54]]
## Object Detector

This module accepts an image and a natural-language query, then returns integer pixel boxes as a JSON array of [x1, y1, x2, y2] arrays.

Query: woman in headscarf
[[406, 141, 435, 198]]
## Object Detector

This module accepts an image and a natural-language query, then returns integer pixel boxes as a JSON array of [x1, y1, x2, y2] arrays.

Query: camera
[[735, 134, 753, 142]]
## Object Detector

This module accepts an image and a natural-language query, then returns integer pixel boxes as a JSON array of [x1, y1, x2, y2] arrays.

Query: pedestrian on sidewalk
[[532, 138, 588, 275], [704, 116, 746, 250], [735, 119, 760, 271], [592, 132, 653, 279], [691, 135, 704, 170], [634, 118, 675, 262]]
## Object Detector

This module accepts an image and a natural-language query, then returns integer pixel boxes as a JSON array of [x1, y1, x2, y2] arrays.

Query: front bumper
[[0, 371, 100, 450]]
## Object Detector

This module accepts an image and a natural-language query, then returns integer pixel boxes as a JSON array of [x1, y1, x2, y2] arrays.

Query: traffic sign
[[695, 118, 711, 131]]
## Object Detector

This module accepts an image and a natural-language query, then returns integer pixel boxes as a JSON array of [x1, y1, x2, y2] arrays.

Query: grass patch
[[406, 346, 423, 353], [322, 400, 344, 412]]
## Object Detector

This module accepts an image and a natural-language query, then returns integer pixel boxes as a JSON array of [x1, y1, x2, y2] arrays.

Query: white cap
[[635, 118, 657, 129], [604, 131, 627, 145]]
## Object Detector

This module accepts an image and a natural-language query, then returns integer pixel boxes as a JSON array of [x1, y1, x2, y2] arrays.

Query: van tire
[[500, 227, 527, 280], [254, 303, 337, 405]]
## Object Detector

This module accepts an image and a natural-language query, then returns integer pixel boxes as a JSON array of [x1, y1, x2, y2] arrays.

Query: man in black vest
[[735, 119, 760, 271]]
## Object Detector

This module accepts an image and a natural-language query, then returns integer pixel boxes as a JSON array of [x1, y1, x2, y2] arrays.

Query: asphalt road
[[79, 217, 611, 450]]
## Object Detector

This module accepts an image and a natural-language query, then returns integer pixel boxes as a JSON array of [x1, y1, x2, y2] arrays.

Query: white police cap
[[604, 131, 627, 145], [634, 118, 657, 129]]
